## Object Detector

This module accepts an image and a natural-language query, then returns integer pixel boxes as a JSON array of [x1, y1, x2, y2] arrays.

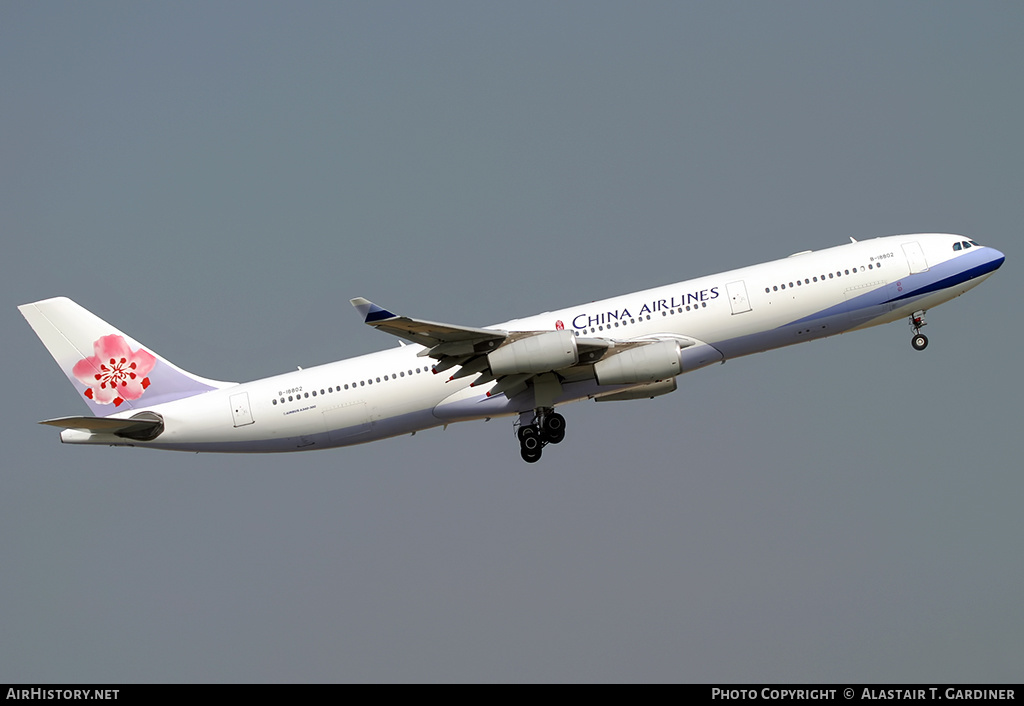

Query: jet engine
[[488, 330, 579, 376], [593, 340, 681, 385]]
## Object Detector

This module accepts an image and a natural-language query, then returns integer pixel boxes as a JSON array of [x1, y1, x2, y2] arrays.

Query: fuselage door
[[726, 280, 752, 314], [230, 391, 255, 427], [902, 242, 930, 274]]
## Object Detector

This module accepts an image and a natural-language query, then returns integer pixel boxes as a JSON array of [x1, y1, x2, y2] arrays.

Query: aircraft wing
[[350, 298, 505, 349], [351, 298, 696, 400], [351, 297, 516, 384]]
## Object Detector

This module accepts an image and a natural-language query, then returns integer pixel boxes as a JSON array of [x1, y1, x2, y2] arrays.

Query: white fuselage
[[63, 233, 1004, 452]]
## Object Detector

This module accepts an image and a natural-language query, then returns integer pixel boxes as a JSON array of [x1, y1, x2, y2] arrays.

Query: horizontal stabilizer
[[39, 414, 164, 441]]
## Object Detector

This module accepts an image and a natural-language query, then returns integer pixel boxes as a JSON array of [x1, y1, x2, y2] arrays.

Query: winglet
[[350, 298, 398, 324]]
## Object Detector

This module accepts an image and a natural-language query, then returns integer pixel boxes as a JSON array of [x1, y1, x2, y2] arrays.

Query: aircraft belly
[[433, 379, 605, 422], [322, 400, 372, 442]]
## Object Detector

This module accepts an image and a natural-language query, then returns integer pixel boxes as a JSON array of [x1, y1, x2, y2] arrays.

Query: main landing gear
[[909, 310, 929, 351], [517, 409, 566, 463]]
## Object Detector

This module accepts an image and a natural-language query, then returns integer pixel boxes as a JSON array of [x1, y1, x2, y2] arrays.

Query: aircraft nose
[[988, 247, 1006, 270]]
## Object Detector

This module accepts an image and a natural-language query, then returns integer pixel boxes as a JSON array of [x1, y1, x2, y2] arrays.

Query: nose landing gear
[[909, 311, 929, 351], [516, 409, 566, 463]]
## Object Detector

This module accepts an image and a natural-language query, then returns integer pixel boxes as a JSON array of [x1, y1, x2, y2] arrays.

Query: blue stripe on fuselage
[[787, 248, 1003, 328], [887, 251, 1004, 303]]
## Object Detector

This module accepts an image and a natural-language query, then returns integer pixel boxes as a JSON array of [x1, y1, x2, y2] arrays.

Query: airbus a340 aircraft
[[20, 233, 1004, 462]]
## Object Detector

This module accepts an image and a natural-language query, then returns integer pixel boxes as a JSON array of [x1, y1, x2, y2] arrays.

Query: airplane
[[19, 232, 1005, 463]]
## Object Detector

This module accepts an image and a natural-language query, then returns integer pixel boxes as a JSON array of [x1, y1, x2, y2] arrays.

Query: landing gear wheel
[[520, 446, 542, 463], [542, 413, 566, 444], [520, 432, 541, 453], [911, 334, 929, 351], [518, 425, 543, 463]]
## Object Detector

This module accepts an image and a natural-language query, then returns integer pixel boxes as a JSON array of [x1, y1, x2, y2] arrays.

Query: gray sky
[[2, 2, 1022, 683]]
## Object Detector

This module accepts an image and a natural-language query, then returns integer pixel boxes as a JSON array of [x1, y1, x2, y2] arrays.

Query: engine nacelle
[[488, 330, 579, 376], [593, 340, 681, 385]]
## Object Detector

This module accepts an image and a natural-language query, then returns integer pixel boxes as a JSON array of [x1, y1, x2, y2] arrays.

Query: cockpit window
[[969, 240, 979, 246], [953, 242, 962, 251], [962, 241, 972, 248]]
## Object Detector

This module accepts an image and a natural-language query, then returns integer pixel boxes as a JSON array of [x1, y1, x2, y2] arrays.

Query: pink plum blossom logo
[[72, 335, 156, 407]]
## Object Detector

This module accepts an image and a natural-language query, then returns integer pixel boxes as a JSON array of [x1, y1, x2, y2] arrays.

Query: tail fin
[[19, 297, 233, 417]]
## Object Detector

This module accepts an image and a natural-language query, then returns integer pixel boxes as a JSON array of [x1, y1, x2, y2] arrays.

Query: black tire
[[912, 334, 929, 351], [517, 426, 536, 443], [543, 413, 566, 444], [521, 433, 541, 453], [521, 446, 542, 463]]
